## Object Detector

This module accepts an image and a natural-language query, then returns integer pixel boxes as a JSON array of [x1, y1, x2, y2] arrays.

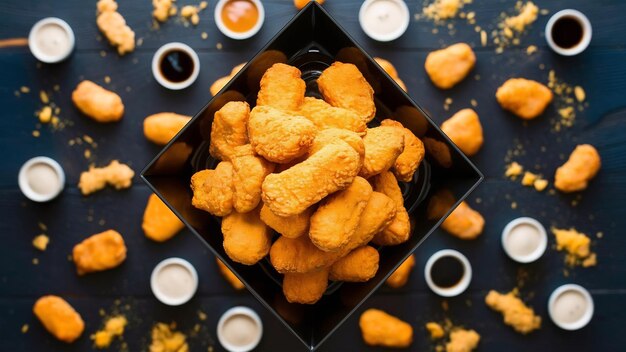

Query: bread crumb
[[32, 258, 39, 265], [505, 162, 523, 178], [505, 2, 538, 32], [574, 86, 586, 102], [32, 234, 50, 251], [201, 32, 208, 39], [39, 106, 52, 124], [533, 179, 548, 191], [40, 91, 49, 104], [32, 130, 40, 138], [104, 76, 111, 84], [521, 171, 537, 186], [20, 86, 30, 93], [21, 324, 29, 333], [426, 322, 445, 339], [198, 311, 207, 321], [480, 30, 487, 46], [526, 45, 537, 55], [91, 315, 127, 348], [552, 227, 597, 268], [216, 42, 223, 50], [78, 160, 135, 195], [149, 322, 188, 352], [153, 0, 176, 22], [493, 2, 542, 52], [422, 0, 467, 21]]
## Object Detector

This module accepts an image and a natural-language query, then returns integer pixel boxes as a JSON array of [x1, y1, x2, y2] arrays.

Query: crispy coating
[[318, 62, 376, 122], [283, 268, 329, 304], [446, 329, 481, 352], [329, 246, 379, 282], [386, 254, 415, 288], [231, 145, 275, 213], [359, 309, 413, 348], [496, 78, 553, 119], [72, 80, 124, 122], [294, 0, 324, 10], [33, 296, 84, 343], [554, 144, 601, 192], [248, 106, 317, 163], [143, 112, 191, 146], [424, 43, 475, 89], [485, 290, 541, 334], [262, 141, 361, 216], [190, 162, 234, 217], [260, 203, 312, 239], [257, 63, 305, 111], [72, 230, 127, 275], [360, 126, 405, 179], [308, 128, 365, 168], [96, 0, 135, 55], [350, 192, 397, 249], [441, 109, 483, 156], [78, 160, 134, 196], [270, 235, 342, 273], [209, 101, 250, 161], [374, 57, 407, 91], [297, 97, 367, 135], [221, 207, 272, 265], [380, 119, 425, 181], [142, 193, 185, 242], [216, 258, 245, 290], [309, 177, 372, 252], [371, 171, 411, 245]]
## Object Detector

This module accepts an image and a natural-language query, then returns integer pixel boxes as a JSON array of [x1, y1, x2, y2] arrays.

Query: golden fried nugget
[[359, 309, 413, 348], [209, 101, 250, 161], [496, 78, 553, 119], [33, 296, 84, 343], [426, 322, 445, 339], [446, 329, 480, 352], [152, 0, 174, 22], [231, 145, 275, 213], [72, 80, 124, 122], [91, 315, 127, 348], [360, 126, 405, 179], [380, 119, 425, 182], [270, 235, 342, 273], [260, 203, 312, 239], [424, 43, 475, 89], [257, 63, 305, 111], [143, 112, 191, 145], [72, 230, 127, 275], [96, 0, 135, 55], [374, 57, 407, 91], [441, 109, 483, 156], [142, 193, 185, 242], [552, 227, 592, 261], [441, 201, 485, 240], [216, 258, 245, 290], [371, 171, 411, 245], [297, 97, 367, 135], [554, 144, 601, 192], [349, 192, 397, 249], [283, 268, 329, 304], [485, 290, 541, 334], [308, 128, 365, 168], [190, 162, 234, 217], [78, 160, 134, 195], [262, 141, 361, 216], [294, 0, 324, 10], [329, 246, 379, 282], [221, 206, 272, 265], [318, 62, 376, 122], [386, 254, 415, 288]]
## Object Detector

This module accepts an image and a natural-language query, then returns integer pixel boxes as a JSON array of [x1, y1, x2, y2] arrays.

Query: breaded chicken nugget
[[386, 254, 415, 288], [143, 112, 191, 145], [360, 126, 405, 179], [446, 329, 481, 352], [72, 80, 124, 122], [260, 203, 312, 239], [425, 43, 475, 89], [441, 109, 484, 156], [485, 290, 541, 334], [270, 235, 342, 273], [248, 106, 317, 163], [297, 97, 367, 135], [209, 101, 250, 161], [262, 141, 361, 216], [496, 78, 553, 119], [427, 190, 484, 240], [142, 193, 185, 242], [554, 144, 601, 192], [72, 230, 127, 275], [216, 258, 245, 290], [380, 119, 425, 181], [329, 246, 379, 282], [78, 160, 134, 195], [308, 128, 365, 168], [359, 309, 413, 348], [97, 0, 135, 55], [371, 171, 411, 246], [231, 145, 275, 213], [318, 62, 376, 122], [309, 177, 372, 252], [33, 296, 84, 343], [283, 268, 329, 304], [349, 192, 397, 249], [221, 206, 272, 265], [190, 162, 234, 217], [257, 63, 305, 111]]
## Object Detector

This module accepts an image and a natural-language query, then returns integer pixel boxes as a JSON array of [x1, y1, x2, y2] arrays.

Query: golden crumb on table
[[370, 171, 411, 246], [297, 97, 367, 135], [153, 0, 175, 22], [329, 246, 379, 282], [422, 0, 465, 20], [504, 1, 538, 32], [380, 119, 425, 182], [78, 160, 134, 195], [143, 113, 191, 146], [257, 63, 306, 111], [142, 194, 185, 242], [552, 227, 596, 267], [216, 258, 245, 290], [181, 5, 201, 25], [446, 329, 480, 352], [32, 234, 50, 251], [91, 315, 127, 348], [260, 203, 312, 239], [97, 0, 135, 55], [485, 290, 541, 334], [425, 43, 475, 89], [505, 162, 523, 178], [209, 101, 250, 161], [33, 296, 84, 343], [283, 268, 329, 304], [521, 171, 538, 186], [149, 322, 188, 352], [318, 62, 376, 122], [72, 80, 124, 122], [359, 309, 413, 348], [294, 0, 324, 10], [221, 206, 272, 265], [191, 162, 235, 217], [533, 179, 548, 191], [496, 78, 553, 119], [441, 108, 483, 156], [386, 254, 415, 288], [360, 126, 405, 179], [554, 144, 601, 192], [72, 230, 127, 275], [426, 322, 445, 339], [574, 86, 586, 102], [38, 106, 52, 124]]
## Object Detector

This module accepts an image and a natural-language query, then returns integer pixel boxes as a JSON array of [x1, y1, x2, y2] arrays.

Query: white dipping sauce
[[34, 23, 71, 58], [155, 264, 195, 300], [552, 290, 588, 324], [506, 223, 541, 257], [26, 163, 60, 196], [220, 314, 260, 347], [361, 0, 406, 35]]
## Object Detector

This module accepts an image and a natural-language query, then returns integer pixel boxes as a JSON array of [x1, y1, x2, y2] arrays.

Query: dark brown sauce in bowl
[[552, 16, 584, 49], [160, 49, 195, 83]]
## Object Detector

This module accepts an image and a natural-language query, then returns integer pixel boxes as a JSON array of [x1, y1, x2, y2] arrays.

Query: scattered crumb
[[100, 50, 107, 57], [38, 106, 52, 124], [78, 160, 135, 196], [444, 97, 453, 111], [20, 86, 30, 93], [470, 99, 477, 107], [574, 86, 586, 102], [104, 76, 111, 84], [533, 179, 548, 191], [485, 289, 541, 334], [552, 227, 597, 268], [201, 32, 208, 40], [505, 162, 523, 178], [511, 201, 517, 209], [32, 234, 50, 251], [198, 311, 207, 321], [32, 130, 40, 138], [21, 324, 29, 333], [421, 0, 468, 22], [521, 171, 537, 186], [149, 322, 188, 352], [480, 30, 487, 46], [492, 1, 542, 52], [526, 45, 537, 55], [40, 91, 49, 104], [180, 2, 208, 26], [216, 42, 223, 50], [548, 70, 588, 131], [32, 258, 39, 265], [596, 232, 603, 239], [446, 329, 480, 352], [91, 315, 128, 349], [426, 322, 445, 339]]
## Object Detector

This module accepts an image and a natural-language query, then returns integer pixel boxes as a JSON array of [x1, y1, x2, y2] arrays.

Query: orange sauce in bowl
[[221, 0, 259, 33]]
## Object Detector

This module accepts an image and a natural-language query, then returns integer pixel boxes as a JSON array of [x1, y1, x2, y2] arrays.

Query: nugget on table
[[360, 126, 405, 179], [297, 97, 367, 135], [371, 171, 411, 245], [270, 235, 342, 273], [231, 145, 275, 213], [496, 78, 553, 119], [33, 295, 84, 343], [283, 269, 329, 304], [72, 230, 127, 275], [329, 246, 379, 282], [359, 309, 413, 348], [209, 101, 250, 161], [191, 161, 234, 217], [485, 290, 541, 334], [72, 80, 124, 122], [427, 190, 484, 240], [221, 206, 272, 265], [386, 254, 415, 288], [78, 160, 134, 196], [143, 112, 191, 145], [142, 193, 185, 242], [554, 144, 601, 192], [260, 203, 312, 239], [441, 109, 484, 156], [96, 0, 135, 55], [380, 119, 425, 181], [425, 43, 476, 89], [318, 62, 376, 122], [257, 63, 305, 111], [446, 329, 481, 352]]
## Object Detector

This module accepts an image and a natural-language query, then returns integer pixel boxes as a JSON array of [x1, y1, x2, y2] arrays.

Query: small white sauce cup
[[548, 284, 594, 330], [217, 306, 263, 352], [28, 17, 75, 63], [150, 257, 199, 306], [424, 249, 472, 297], [151, 42, 200, 90], [18, 156, 65, 202], [545, 9, 592, 56], [215, 0, 265, 40], [359, 0, 410, 42], [501, 217, 548, 263]]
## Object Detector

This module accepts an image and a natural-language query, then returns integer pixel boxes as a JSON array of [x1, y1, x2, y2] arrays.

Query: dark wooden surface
[[1, 0, 626, 351]]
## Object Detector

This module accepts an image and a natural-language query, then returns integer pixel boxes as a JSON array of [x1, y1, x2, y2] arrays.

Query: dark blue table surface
[[1, 0, 626, 351]]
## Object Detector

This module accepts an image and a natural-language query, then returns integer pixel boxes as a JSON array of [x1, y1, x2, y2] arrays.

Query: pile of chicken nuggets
[[191, 62, 425, 304]]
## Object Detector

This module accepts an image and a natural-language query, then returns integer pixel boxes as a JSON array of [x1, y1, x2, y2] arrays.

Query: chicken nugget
[[425, 43, 475, 89], [427, 190, 484, 240], [72, 230, 127, 275], [380, 119, 425, 181], [143, 112, 191, 146], [359, 309, 413, 348], [283, 268, 329, 304], [554, 144, 601, 192], [485, 290, 541, 334], [216, 258, 245, 290], [260, 203, 312, 239], [142, 193, 185, 242], [441, 109, 484, 156], [257, 63, 305, 111], [446, 329, 481, 352], [309, 177, 372, 252], [386, 254, 415, 288], [97, 0, 135, 55], [371, 171, 411, 245], [329, 246, 379, 282], [270, 235, 342, 273], [496, 78, 553, 119], [348, 192, 397, 249], [78, 160, 134, 195], [360, 126, 405, 179], [318, 62, 376, 122], [231, 145, 275, 213], [72, 80, 124, 122], [308, 128, 365, 168], [221, 206, 272, 265], [190, 162, 234, 217], [297, 97, 367, 135], [209, 101, 250, 161], [33, 296, 84, 343], [262, 141, 361, 216]]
